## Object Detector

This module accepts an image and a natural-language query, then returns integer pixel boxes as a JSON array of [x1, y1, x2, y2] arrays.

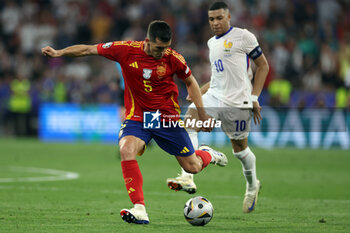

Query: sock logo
[[127, 187, 135, 194], [124, 177, 133, 184], [241, 153, 249, 160]]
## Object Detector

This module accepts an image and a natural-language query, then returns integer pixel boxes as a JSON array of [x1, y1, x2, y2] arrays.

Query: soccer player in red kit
[[41, 20, 228, 224]]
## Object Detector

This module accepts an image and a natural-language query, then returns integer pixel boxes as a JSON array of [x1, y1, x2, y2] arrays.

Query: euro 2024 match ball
[[184, 196, 213, 226]]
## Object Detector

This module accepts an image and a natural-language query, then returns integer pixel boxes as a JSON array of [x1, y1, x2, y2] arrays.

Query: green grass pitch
[[0, 139, 349, 233]]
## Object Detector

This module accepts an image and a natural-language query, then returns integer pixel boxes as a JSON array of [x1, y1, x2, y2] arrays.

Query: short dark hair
[[147, 20, 172, 43], [209, 2, 229, 11]]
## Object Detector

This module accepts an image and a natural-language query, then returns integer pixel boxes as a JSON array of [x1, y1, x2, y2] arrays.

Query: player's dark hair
[[209, 2, 229, 11], [147, 20, 172, 42]]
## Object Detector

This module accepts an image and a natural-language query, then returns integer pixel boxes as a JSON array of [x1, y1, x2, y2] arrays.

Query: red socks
[[195, 150, 211, 169], [121, 152, 211, 205], [121, 160, 145, 206]]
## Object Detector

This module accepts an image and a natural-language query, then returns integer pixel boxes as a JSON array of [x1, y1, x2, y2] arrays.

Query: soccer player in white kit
[[167, 2, 269, 213]]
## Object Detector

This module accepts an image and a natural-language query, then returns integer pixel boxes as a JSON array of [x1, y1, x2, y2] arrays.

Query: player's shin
[[233, 147, 257, 190], [121, 160, 145, 206]]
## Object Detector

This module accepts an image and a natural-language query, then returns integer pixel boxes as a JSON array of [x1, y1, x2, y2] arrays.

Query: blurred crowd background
[[0, 0, 349, 136]]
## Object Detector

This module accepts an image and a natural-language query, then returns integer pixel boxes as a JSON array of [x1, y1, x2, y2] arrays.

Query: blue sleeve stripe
[[248, 46, 262, 60], [115, 62, 125, 90], [246, 54, 249, 70]]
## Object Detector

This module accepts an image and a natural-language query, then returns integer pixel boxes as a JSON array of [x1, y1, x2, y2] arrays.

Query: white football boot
[[198, 145, 228, 167], [167, 146, 227, 194], [120, 204, 149, 224], [242, 180, 261, 213], [167, 174, 197, 194]]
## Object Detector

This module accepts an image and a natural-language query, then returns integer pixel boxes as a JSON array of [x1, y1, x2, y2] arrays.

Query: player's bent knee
[[119, 136, 145, 161], [231, 138, 248, 152], [119, 145, 137, 161]]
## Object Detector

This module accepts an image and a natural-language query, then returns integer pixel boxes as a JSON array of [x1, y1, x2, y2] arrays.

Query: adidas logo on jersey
[[129, 62, 138, 68], [180, 147, 190, 154]]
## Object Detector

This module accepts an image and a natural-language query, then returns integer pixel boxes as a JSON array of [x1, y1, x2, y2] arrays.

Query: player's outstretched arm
[[186, 82, 210, 102], [200, 82, 210, 95], [41, 44, 98, 58], [184, 75, 214, 132], [252, 54, 269, 125]]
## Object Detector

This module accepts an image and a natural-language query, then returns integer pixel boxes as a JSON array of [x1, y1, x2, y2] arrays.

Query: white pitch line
[[0, 166, 79, 183]]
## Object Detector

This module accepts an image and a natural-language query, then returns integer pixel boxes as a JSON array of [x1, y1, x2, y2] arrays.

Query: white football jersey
[[206, 27, 260, 108]]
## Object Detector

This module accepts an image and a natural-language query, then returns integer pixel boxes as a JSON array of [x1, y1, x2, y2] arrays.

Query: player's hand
[[186, 94, 193, 102], [198, 113, 215, 132], [252, 101, 262, 125], [41, 46, 60, 58]]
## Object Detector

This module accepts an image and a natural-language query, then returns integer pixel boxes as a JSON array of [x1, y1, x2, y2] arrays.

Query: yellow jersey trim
[[171, 94, 181, 115], [165, 49, 187, 65], [126, 87, 135, 120], [114, 41, 142, 48]]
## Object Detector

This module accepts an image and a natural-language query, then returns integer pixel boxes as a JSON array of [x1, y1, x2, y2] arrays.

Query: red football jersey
[[97, 41, 192, 122]]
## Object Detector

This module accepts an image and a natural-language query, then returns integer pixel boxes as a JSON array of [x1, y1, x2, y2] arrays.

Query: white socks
[[188, 129, 198, 150], [180, 129, 198, 179], [134, 203, 146, 210], [180, 168, 193, 179], [233, 147, 257, 191]]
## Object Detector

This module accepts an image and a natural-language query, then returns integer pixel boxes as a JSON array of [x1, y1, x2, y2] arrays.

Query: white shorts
[[188, 93, 252, 140]]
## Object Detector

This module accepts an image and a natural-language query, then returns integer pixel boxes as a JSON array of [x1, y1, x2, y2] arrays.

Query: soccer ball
[[183, 196, 213, 226]]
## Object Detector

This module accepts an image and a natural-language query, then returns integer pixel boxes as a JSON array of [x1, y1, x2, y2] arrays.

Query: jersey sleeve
[[171, 51, 192, 80], [97, 41, 129, 62], [241, 29, 262, 60], [207, 37, 214, 48]]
